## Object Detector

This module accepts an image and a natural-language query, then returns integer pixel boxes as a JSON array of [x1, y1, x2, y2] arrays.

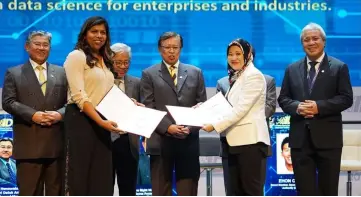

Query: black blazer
[[2, 62, 68, 159], [124, 74, 141, 160], [140, 62, 207, 155], [278, 55, 353, 149]]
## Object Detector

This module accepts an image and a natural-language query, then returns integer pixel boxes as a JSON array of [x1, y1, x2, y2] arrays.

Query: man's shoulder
[[143, 63, 161, 73], [48, 64, 66, 78], [286, 58, 304, 70], [263, 74, 275, 81], [180, 63, 201, 72], [6, 64, 26, 75], [49, 64, 64, 71], [327, 55, 345, 67], [7, 64, 24, 71], [126, 74, 140, 82], [217, 76, 228, 84]]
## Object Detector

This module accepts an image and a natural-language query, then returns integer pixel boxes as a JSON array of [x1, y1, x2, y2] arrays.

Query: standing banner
[[0, 113, 18, 196], [264, 112, 296, 196]]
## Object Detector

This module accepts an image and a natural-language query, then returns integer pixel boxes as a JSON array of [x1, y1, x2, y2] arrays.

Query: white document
[[196, 92, 233, 124], [96, 85, 166, 138], [165, 106, 202, 127], [166, 92, 233, 127]]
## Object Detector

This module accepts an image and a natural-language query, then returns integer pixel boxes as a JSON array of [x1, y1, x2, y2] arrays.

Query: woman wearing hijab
[[203, 38, 270, 195]]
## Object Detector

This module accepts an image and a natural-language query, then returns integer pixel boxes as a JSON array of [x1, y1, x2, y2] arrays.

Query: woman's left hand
[[202, 124, 214, 132]]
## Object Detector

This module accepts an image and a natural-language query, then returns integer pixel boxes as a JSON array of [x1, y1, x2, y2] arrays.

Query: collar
[[0, 158, 9, 165], [163, 60, 180, 70], [30, 59, 47, 70], [114, 76, 124, 83], [307, 52, 325, 64]]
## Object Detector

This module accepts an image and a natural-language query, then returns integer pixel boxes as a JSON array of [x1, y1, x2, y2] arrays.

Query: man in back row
[[110, 43, 140, 196]]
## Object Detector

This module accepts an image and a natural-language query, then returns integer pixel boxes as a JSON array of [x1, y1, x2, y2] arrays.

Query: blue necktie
[[6, 163, 16, 184], [308, 61, 317, 93]]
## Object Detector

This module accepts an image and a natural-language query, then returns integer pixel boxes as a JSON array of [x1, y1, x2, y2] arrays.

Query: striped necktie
[[169, 65, 177, 86], [36, 65, 46, 95]]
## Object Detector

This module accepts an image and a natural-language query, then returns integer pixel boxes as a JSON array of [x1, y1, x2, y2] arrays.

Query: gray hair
[[26, 30, 52, 44], [111, 43, 132, 59], [300, 22, 326, 41]]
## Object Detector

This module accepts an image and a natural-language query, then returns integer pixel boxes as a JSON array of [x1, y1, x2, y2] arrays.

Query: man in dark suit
[[110, 43, 140, 196], [141, 31, 207, 196], [278, 22, 353, 195], [217, 73, 276, 195], [2, 30, 67, 195], [0, 138, 17, 187]]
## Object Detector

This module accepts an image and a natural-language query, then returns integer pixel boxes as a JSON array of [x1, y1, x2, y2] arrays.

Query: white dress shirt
[[29, 59, 47, 83], [306, 52, 325, 76]]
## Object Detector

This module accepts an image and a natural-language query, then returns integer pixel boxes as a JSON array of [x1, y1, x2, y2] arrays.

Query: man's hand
[[167, 124, 189, 139], [304, 100, 319, 116], [202, 124, 214, 132], [131, 98, 145, 107], [42, 111, 62, 125], [192, 102, 203, 108], [32, 111, 51, 125], [297, 101, 318, 118]]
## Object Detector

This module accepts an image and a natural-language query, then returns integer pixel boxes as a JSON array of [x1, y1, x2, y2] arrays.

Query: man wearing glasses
[[110, 43, 141, 196], [141, 31, 207, 196], [1, 30, 67, 195]]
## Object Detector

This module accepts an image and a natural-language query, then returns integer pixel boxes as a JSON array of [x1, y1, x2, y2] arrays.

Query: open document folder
[[96, 85, 166, 138], [166, 92, 233, 127]]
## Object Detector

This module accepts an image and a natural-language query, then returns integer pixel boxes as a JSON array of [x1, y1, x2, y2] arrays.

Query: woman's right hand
[[99, 120, 123, 133]]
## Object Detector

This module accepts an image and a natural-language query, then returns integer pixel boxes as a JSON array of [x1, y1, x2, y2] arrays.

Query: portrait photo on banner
[[276, 133, 293, 175]]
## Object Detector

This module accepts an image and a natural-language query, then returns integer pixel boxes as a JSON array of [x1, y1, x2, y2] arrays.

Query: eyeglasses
[[114, 61, 130, 68], [32, 41, 50, 49], [302, 37, 322, 43], [161, 46, 181, 51]]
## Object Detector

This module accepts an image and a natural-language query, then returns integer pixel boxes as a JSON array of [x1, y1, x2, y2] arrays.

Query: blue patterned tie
[[308, 61, 317, 93], [6, 163, 16, 184]]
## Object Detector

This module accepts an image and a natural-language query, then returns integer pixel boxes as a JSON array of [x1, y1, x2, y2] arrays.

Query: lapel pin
[[180, 76, 183, 79], [321, 70, 324, 73]]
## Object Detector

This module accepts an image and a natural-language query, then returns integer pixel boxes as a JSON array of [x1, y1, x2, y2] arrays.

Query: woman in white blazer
[[203, 38, 270, 195]]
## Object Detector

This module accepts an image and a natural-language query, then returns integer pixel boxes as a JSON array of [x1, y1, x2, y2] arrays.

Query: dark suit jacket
[[123, 74, 140, 160], [2, 62, 68, 159], [278, 55, 353, 149], [0, 158, 16, 186], [141, 62, 207, 156]]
